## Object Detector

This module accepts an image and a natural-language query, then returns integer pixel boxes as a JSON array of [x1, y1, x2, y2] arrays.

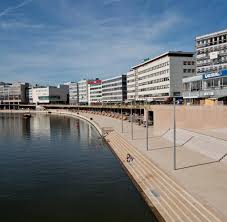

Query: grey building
[[0, 82, 29, 104], [196, 29, 227, 75], [102, 75, 127, 103]]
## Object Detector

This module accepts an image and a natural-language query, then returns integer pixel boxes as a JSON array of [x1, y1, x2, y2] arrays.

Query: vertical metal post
[[173, 97, 176, 170], [121, 101, 123, 133], [146, 109, 149, 151], [131, 100, 133, 140]]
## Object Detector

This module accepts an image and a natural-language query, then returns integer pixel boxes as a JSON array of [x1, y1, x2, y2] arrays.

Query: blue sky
[[0, 0, 227, 84]]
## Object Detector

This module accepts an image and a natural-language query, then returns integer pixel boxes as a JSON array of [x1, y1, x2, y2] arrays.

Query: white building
[[68, 82, 79, 105], [32, 85, 69, 104], [196, 29, 227, 75], [102, 75, 127, 103], [78, 80, 88, 104], [88, 79, 102, 105], [127, 51, 195, 102]]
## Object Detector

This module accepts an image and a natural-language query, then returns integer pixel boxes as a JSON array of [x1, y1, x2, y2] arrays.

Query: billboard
[[203, 69, 227, 79]]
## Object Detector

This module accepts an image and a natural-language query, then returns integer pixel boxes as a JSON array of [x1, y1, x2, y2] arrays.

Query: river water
[[0, 113, 157, 222]]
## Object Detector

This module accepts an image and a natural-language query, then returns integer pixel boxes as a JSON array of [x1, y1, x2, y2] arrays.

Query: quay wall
[[150, 105, 227, 131]]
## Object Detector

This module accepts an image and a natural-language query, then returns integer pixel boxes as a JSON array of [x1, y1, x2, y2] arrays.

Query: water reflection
[[0, 113, 157, 222]]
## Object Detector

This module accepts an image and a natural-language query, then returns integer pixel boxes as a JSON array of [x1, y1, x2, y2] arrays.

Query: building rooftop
[[131, 51, 194, 70], [196, 29, 227, 40]]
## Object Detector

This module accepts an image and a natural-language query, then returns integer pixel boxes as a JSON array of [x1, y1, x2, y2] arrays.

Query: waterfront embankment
[[1, 109, 226, 221]]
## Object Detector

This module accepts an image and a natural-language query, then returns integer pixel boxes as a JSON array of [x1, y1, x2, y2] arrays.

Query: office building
[[0, 82, 29, 104], [182, 69, 227, 105], [127, 51, 195, 102], [102, 75, 127, 103], [88, 79, 102, 105], [196, 29, 227, 75], [68, 82, 79, 105], [78, 80, 89, 105], [32, 84, 69, 104]]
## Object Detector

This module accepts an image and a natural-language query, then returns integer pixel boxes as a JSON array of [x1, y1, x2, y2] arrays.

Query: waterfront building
[[127, 51, 195, 103], [68, 82, 79, 105], [102, 75, 127, 103], [182, 69, 227, 105], [0, 82, 29, 104], [78, 80, 89, 105], [88, 79, 102, 105], [32, 85, 69, 104], [196, 29, 227, 75]]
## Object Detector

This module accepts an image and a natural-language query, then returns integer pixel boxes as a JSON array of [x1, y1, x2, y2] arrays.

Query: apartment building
[[127, 51, 195, 102], [196, 29, 227, 75], [102, 75, 127, 103], [32, 85, 69, 104], [68, 82, 79, 105], [88, 79, 102, 105], [0, 82, 29, 104]]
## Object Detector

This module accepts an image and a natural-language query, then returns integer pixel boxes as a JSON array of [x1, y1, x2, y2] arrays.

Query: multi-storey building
[[78, 80, 88, 105], [182, 69, 227, 105], [88, 79, 102, 105], [32, 85, 69, 104], [68, 82, 79, 105], [0, 82, 29, 104], [196, 29, 227, 75], [102, 75, 127, 103], [127, 51, 195, 102]]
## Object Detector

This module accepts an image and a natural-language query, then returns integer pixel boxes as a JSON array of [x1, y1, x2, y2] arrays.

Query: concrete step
[[106, 131, 222, 222]]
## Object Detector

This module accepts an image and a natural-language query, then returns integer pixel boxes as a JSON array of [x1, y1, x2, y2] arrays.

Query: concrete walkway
[[79, 112, 227, 221]]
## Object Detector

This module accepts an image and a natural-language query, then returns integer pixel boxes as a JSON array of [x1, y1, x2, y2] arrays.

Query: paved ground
[[80, 111, 227, 221]]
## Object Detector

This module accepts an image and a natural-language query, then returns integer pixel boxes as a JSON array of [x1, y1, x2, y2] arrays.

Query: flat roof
[[196, 29, 227, 40], [131, 51, 194, 70], [103, 74, 126, 82]]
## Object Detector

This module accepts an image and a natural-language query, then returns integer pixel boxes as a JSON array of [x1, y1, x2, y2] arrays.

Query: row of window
[[138, 69, 169, 81], [197, 46, 227, 55], [102, 77, 125, 85], [139, 77, 169, 86], [138, 61, 169, 75], [183, 69, 195, 73], [197, 65, 227, 73], [102, 82, 124, 89], [183, 61, 195, 65], [138, 93, 169, 98], [197, 34, 227, 48], [140, 84, 170, 92]]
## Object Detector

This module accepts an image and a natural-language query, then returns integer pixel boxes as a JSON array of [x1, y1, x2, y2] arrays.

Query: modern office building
[[68, 82, 79, 105], [102, 75, 127, 103], [127, 51, 195, 102], [196, 29, 227, 75], [78, 80, 89, 105], [182, 69, 227, 104], [0, 82, 29, 104], [88, 79, 102, 105], [32, 85, 69, 104]]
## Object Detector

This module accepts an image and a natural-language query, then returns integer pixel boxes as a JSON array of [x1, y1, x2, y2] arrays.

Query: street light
[[131, 100, 133, 140], [173, 97, 176, 170]]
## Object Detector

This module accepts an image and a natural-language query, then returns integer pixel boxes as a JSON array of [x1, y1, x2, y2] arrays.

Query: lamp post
[[121, 101, 123, 133], [131, 100, 133, 140], [173, 97, 176, 170], [146, 108, 149, 151]]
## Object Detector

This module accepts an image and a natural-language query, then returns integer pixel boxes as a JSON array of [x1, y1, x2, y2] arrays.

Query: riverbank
[[1, 110, 226, 221]]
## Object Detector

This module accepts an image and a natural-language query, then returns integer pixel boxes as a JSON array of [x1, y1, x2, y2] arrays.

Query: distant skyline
[[0, 0, 227, 84]]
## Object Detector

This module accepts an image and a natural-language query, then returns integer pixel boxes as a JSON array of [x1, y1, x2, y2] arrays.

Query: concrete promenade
[[77, 111, 227, 221]]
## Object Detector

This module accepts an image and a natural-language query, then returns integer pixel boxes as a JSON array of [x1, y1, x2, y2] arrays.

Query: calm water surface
[[0, 113, 157, 222]]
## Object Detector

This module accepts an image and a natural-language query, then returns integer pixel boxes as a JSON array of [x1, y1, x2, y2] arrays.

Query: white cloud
[[0, 0, 33, 17]]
